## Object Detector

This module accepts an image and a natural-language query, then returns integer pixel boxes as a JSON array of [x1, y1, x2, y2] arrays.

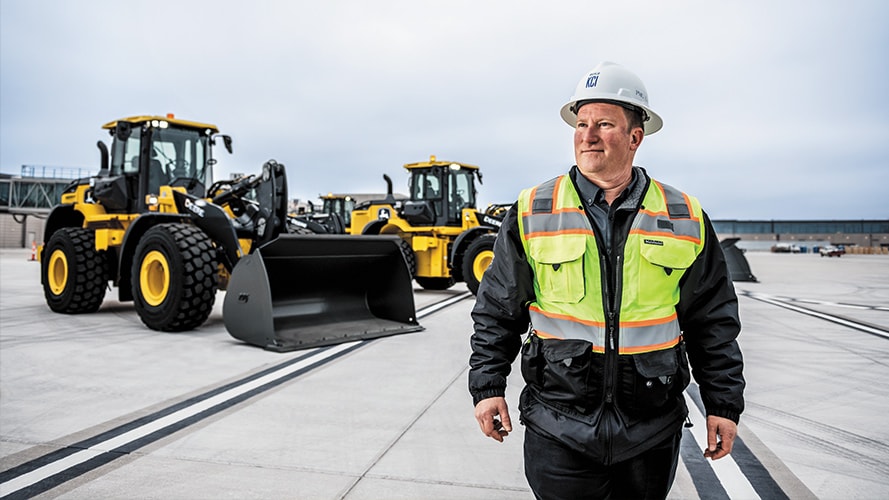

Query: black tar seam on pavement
[[0, 343, 358, 500], [685, 383, 789, 500], [0, 293, 468, 499]]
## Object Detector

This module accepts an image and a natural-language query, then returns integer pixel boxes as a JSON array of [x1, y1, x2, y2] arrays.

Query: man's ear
[[630, 129, 644, 149]]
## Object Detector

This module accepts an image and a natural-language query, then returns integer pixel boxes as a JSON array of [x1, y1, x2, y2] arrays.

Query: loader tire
[[42, 227, 107, 314], [415, 276, 455, 291], [397, 238, 417, 277], [462, 233, 496, 295], [132, 223, 218, 332]]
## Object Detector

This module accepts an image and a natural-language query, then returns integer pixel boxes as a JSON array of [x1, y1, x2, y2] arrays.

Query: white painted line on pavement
[[745, 292, 889, 339], [684, 392, 760, 500], [0, 342, 357, 497], [416, 291, 472, 318]]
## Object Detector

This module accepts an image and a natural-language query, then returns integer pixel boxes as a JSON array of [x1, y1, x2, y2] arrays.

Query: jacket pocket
[[522, 335, 603, 414], [527, 235, 586, 303], [618, 346, 682, 419]]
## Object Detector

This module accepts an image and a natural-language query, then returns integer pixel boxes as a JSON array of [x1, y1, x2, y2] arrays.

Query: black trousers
[[523, 425, 682, 500]]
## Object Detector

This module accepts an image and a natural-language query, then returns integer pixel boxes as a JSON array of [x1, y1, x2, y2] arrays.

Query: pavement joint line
[[336, 363, 471, 499], [740, 291, 889, 339]]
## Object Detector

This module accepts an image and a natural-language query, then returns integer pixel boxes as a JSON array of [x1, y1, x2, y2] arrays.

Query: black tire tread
[[42, 227, 107, 314], [132, 223, 217, 332]]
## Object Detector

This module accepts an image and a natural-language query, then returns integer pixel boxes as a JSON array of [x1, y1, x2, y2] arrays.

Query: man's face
[[573, 102, 643, 180]]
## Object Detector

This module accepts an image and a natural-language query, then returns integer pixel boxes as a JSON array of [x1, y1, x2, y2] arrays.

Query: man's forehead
[[576, 102, 627, 119]]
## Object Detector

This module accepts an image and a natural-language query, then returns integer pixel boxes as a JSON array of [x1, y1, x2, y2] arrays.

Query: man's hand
[[704, 415, 737, 460], [474, 396, 512, 442]]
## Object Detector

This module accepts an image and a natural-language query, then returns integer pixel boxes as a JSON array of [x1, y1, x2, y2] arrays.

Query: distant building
[[3, 167, 887, 253], [0, 167, 88, 249], [713, 219, 889, 252]]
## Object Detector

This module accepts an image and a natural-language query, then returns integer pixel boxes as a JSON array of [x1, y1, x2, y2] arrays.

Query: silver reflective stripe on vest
[[529, 306, 606, 349], [522, 177, 593, 238], [633, 181, 701, 244], [523, 210, 592, 238], [633, 214, 701, 243], [617, 315, 681, 354], [531, 306, 680, 354]]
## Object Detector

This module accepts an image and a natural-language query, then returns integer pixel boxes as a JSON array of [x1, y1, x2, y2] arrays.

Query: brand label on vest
[[643, 239, 664, 246]]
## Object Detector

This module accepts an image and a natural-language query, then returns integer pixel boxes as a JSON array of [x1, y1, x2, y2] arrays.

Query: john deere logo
[[378, 208, 391, 220], [586, 72, 600, 88]]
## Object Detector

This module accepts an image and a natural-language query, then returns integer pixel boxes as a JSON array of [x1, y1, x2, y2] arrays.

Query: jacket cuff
[[472, 388, 506, 407], [707, 407, 741, 424]]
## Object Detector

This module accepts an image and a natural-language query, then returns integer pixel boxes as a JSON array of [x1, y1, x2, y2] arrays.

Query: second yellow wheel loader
[[346, 156, 508, 295], [40, 115, 421, 351]]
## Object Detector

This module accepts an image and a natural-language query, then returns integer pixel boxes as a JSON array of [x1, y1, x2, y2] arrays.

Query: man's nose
[[578, 127, 598, 143]]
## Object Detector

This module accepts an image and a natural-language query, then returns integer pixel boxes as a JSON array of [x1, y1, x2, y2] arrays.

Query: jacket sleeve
[[468, 204, 534, 406], [677, 211, 746, 422]]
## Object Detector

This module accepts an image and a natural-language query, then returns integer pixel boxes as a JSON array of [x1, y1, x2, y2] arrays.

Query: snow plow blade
[[720, 237, 758, 282], [223, 234, 423, 352]]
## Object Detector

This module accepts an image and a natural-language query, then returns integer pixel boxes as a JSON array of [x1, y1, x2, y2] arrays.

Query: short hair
[[622, 107, 644, 134]]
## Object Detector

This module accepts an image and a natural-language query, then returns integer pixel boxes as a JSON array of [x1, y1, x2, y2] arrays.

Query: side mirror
[[211, 134, 233, 154]]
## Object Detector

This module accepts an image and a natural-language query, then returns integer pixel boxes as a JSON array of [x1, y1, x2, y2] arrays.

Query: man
[[468, 61, 745, 500]]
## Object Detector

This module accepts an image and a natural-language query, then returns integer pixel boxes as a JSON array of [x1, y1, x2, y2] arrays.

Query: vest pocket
[[522, 335, 602, 415], [618, 346, 684, 419], [635, 239, 697, 306], [527, 235, 586, 303]]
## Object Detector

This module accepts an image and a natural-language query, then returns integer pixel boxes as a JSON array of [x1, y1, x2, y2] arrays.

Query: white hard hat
[[560, 61, 663, 135]]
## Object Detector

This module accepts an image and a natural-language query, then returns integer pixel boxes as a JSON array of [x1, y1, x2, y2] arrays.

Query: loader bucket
[[720, 238, 758, 282], [223, 234, 423, 352]]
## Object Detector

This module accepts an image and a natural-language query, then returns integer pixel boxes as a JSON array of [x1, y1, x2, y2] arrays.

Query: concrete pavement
[[2, 248, 888, 499]]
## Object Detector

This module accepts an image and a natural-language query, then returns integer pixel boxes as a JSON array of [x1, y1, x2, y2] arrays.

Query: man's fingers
[[499, 408, 512, 432], [474, 397, 510, 442], [704, 416, 738, 461]]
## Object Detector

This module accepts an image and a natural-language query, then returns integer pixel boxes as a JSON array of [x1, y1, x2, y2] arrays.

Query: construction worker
[[468, 61, 745, 499]]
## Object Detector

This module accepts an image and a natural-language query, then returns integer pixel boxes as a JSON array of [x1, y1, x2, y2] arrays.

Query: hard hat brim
[[560, 100, 663, 135]]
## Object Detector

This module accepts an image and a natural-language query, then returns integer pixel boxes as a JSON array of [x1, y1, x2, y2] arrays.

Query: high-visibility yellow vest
[[517, 174, 705, 354]]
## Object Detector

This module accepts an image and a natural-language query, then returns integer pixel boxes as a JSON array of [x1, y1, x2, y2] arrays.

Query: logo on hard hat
[[586, 72, 600, 88]]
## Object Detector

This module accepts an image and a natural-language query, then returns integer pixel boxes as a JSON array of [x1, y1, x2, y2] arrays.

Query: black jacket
[[468, 167, 745, 464]]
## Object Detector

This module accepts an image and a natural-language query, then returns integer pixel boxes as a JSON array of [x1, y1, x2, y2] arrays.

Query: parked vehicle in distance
[[819, 245, 845, 257], [771, 243, 801, 253]]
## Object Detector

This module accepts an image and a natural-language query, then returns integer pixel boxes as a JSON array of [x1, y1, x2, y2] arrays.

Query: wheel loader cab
[[95, 116, 219, 213], [321, 195, 357, 229], [402, 161, 478, 227]]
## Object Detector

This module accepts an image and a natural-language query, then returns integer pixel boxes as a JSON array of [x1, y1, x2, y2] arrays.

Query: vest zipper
[[606, 252, 624, 466]]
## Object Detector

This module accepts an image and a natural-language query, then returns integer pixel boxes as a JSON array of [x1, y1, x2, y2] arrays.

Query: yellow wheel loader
[[347, 156, 508, 295], [40, 115, 421, 351]]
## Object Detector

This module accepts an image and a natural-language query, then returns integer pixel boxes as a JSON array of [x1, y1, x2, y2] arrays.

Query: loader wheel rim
[[140, 250, 170, 307], [48, 249, 69, 295], [472, 250, 494, 281]]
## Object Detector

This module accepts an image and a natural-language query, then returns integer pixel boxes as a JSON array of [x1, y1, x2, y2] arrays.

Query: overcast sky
[[2, 0, 887, 220]]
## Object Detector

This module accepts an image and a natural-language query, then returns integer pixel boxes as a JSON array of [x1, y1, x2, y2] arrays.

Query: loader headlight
[[145, 194, 159, 210]]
